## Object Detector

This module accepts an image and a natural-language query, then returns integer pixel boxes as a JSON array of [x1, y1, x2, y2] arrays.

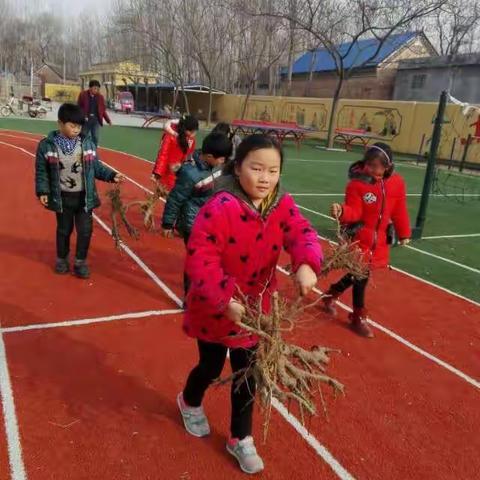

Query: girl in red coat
[[151, 115, 199, 190], [323, 143, 411, 338], [177, 135, 323, 474]]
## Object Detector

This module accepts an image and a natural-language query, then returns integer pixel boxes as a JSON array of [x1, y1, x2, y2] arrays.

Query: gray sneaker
[[73, 260, 90, 279], [177, 392, 210, 437], [227, 436, 264, 474], [55, 257, 70, 274]]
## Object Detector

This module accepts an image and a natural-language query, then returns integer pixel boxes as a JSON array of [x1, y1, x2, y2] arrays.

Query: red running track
[[0, 129, 479, 480]]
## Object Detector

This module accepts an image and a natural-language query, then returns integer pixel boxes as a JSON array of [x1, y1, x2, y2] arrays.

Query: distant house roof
[[35, 63, 77, 82], [285, 31, 425, 75], [398, 52, 480, 70]]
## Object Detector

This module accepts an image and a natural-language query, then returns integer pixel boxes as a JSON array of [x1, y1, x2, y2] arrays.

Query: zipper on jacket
[[371, 179, 386, 254], [82, 142, 88, 212], [54, 145, 63, 213]]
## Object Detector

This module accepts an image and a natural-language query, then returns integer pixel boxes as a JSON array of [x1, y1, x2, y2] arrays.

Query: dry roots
[[218, 291, 344, 440], [126, 184, 168, 231], [321, 220, 369, 279], [106, 185, 139, 248]]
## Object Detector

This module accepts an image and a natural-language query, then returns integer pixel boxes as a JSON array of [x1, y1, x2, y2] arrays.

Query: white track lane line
[[1, 309, 183, 334], [0, 332, 27, 480]]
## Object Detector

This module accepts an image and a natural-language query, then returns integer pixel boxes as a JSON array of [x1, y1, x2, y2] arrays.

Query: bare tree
[[179, 0, 237, 124], [249, 0, 446, 146], [429, 0, 480, 54]]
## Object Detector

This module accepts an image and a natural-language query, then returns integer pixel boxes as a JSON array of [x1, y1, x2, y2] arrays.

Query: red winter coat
[[77, 90, 111, 126], [340, 163, 411, 268], [184, 179, 323, 349], [152, 127, 196, 190]]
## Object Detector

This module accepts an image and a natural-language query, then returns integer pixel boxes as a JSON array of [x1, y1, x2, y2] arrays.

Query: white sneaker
[[227, 436, 264, 474], [177, 392, 210, 437]]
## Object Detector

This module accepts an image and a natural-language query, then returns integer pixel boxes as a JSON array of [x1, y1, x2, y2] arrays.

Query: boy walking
[[35, 103, 123, 278]]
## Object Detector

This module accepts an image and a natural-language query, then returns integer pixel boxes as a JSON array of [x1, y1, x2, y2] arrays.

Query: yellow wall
[[215, 95, 480, 164], [45, 84, 81, 102]]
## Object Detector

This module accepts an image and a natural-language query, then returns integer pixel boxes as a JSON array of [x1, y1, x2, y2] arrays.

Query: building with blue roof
[[281, 31, 436, 100]]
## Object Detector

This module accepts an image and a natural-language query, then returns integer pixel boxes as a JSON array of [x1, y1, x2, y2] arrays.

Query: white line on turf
[[0, 138, 356, 480], [291, 193, 480, 198], [276, 266, 480, 390], [404, 245, 480, 274], [293, 201, 480, 277], [1, 309, 183, 334], [0, 332, 27, 480], [421, 233, 480, 240], [4, 133, 478, 307]]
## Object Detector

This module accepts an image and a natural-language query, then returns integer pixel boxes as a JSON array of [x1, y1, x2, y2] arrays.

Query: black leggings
[[56, 192, 93, 261], [183, 340, 257, 440], [331, 273, 370, 309]]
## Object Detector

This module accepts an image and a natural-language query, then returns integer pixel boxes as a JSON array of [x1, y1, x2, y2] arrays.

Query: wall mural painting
[[282, 102, 328, 131], [245, 102, 276, 122], [337, 105, 403, 139]]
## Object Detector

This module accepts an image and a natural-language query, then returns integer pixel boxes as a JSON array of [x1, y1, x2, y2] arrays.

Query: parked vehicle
[[114, 91, 135, 114]]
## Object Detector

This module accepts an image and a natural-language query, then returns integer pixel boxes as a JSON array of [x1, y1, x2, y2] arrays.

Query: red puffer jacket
[[340, 162, 411, 268], [184, 178, 323, 349], [152, 126, 196, 190]]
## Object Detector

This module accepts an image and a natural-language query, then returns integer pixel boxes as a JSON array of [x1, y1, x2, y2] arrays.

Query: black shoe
[[55, 258, 70, 274], [73, 261, 90, 279]]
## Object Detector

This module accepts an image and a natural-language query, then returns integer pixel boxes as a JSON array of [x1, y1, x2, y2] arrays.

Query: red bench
[[232, 119, 312, 149], [333, 128, 374, 150]]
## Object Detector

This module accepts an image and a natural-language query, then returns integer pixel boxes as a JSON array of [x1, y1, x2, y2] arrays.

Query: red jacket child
[[324, 143, 411, 339], [152, 119, 198, 191], [340, 161, 411, 268], [183, 179, 323, 349]]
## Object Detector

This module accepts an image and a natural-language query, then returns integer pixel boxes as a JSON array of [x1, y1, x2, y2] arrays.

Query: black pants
[[183, 340, 257, 440], [56, 192, 93, 261], [331, 273, 370, 309]]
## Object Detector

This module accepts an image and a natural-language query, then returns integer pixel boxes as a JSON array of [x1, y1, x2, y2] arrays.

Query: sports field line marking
[[3, 132, 478, 307], [294, 202, 480, 277], [92, 146, 480, 391], [0, 140, 183, 310], [404, 245, 480, 274], [276, 266, 480, 391], [291, 193, 480, 197], [0, 138, 355, 480], [271, 398, 355, 480], [421, 233, 480, 240], [1, 309, 183, 334], [92, 214, 183, 308], [0, 333, 27, 480]]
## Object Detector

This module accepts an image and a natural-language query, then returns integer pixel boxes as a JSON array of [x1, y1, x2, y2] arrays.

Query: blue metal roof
[[286, 32, 418, 75]]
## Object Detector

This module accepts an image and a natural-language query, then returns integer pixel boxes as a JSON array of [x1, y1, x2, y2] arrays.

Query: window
[[411, 74, 426, 89]]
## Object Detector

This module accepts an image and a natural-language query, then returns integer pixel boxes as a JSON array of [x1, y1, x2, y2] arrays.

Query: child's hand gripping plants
[[219, 289, 344, 440]]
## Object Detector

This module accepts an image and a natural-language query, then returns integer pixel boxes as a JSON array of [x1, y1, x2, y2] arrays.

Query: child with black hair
[[161, 132, 232, 294], [164, 120, 242, 160], [35, 103, 123, 278], [152, 115, 199, 191], [177, 134, 322, 474], [323, 142, 411, 338]]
